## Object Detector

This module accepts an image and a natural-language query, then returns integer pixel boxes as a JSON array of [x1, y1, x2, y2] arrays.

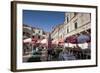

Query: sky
[[23, 10, 65, 32]]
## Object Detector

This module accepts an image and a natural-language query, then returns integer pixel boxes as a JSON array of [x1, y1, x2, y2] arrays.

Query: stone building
[[51, 12, 91, 48], [64, 12, 91, 38], [23, 24, 47, 56]]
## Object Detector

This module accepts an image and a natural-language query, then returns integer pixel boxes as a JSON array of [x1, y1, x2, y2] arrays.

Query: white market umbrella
[[69, 43, 76, 48], [23, 38, 32, 43], [78, 43, 88, 49], [64, 43, 69, 47], [41, 39, 48, 44], [52, 39, 58, 45], [36, 40, 41, 43]]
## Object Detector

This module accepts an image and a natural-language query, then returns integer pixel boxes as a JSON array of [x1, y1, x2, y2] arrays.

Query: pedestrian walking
[[59, 48, 76, 61]]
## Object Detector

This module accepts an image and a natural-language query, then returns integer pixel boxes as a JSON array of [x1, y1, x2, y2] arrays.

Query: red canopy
[[65, 35, 77, 44]]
